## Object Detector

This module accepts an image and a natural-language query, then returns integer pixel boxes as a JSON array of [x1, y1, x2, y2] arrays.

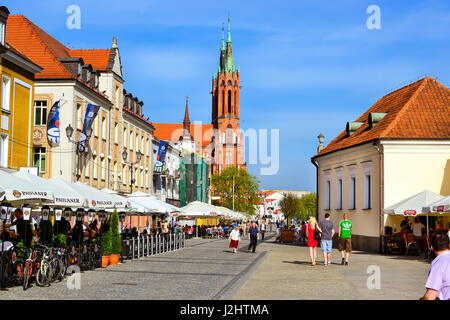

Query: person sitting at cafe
[[400, 216, 410, 231]]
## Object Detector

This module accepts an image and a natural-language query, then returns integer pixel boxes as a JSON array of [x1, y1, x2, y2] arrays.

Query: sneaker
[[341, 258, 345, 265], [345, 261, 349, 266], [248, 250, 251, 253], [324, 262, 328, 266]]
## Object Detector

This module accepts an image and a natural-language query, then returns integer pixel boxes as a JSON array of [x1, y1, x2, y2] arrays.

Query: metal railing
[[121, 233, 186, 261]]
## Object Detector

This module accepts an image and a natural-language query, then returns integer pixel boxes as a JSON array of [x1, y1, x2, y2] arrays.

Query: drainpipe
[[311, 157, 319, 220], [373, 140, 384, 253]]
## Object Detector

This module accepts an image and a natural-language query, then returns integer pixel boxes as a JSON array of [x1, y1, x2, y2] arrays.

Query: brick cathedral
[[153, 19, 245, 174]]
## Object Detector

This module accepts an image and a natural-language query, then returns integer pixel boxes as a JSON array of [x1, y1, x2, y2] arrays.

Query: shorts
[[338, 238, 352, 252], [320, 240, 333, 253]]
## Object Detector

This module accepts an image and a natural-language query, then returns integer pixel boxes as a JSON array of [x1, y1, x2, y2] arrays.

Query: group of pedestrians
[[306, 213, 353, 266], [228, 221, 265, 254]]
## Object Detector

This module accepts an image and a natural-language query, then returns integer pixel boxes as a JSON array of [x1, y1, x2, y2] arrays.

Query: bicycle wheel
[[22, 262, 32, 291], [36, 261, 52, 287]]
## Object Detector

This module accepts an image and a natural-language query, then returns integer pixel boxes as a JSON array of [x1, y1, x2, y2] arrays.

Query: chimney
[[317, 133, 325, 153], [112, 36, 117, 49]]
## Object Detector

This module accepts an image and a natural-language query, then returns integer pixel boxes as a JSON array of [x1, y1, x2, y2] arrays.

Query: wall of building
[[317, 143, 381, 252]]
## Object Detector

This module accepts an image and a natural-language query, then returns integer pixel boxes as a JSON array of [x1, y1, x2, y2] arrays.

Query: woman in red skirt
[[306, 217, 322, 266], [229, 225, 241, 253]]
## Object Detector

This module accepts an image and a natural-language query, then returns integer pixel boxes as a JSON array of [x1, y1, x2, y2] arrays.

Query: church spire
[[225, 18, 234, 72], [183, 96, 191, 130]]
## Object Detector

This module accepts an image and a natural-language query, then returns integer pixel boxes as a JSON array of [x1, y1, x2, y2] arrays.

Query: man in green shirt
[[338, 213, 353, 266]]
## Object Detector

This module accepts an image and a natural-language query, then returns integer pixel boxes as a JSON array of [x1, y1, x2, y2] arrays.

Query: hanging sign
[[23, 207, 31, 221], [88, 210, 95, 222], [403, 210, 417, 216], [76, 209, 85, 221], [64, 209, 72, 220], [55, 209, 62, 221], [0, 206, 6, 220], [119, 213, 126, 223], [42, 208, 50, 221]]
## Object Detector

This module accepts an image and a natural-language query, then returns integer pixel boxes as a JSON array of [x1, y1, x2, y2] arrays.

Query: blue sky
[[5, 0, 450, 192]]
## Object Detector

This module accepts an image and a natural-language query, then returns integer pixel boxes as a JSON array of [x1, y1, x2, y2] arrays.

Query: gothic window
[[228, 90, 232, 114], [226, 124, 233, 145], [234, 91, 237, 114], [222, 90, 225, 115], [225, 152, 233, 166]]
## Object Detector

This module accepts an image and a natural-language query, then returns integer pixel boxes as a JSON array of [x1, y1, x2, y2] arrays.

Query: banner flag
[[154, 140, 168, 173], [79, 103, 100, 151], [47, 101, 60, 145]]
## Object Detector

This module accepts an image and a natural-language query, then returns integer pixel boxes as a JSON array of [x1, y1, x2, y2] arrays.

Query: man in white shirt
[[412, 217, 425, 238], [260, 221, 266, 241]]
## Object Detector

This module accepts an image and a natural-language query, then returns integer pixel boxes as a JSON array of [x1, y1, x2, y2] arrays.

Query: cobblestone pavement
[[0, 237, 270, 300], [233, 241, 431, 300]]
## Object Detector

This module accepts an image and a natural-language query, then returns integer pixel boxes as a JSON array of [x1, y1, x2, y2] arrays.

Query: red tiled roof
[[68, 49, 111, 71], [152, 123, 214, 147], [6, 15, 109, 100], [314, 77, 450, 158]]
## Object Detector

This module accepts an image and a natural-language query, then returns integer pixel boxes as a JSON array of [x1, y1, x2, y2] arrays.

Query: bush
[[101, 222, 112, 256], [111, 211, 122, 255], [55, 233, 67, 246]]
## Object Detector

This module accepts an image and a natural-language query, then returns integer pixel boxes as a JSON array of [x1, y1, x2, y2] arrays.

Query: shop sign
[[55, 209, 62, 221], [403, 210, 417, 216], [23, 207, 31, 220]]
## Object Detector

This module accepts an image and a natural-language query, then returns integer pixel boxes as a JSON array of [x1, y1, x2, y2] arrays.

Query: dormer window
[[0, 20, 5, 45], [346, 122, 364, 136], [368, 112, 387, 128]]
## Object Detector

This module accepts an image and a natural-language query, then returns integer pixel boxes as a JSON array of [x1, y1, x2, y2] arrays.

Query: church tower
[[211, 19, 244, 173]]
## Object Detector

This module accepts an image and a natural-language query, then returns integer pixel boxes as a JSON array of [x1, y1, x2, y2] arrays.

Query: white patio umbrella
[[0, 169, 53, 206], [180, 201, 220, 217], [424, 196, 450, 214], [216, 206, 235, 219], [384, 189, 444, 240], [13, 171, 87, 208], [128, 193, 179, 214], [48, 177, 129, 210]]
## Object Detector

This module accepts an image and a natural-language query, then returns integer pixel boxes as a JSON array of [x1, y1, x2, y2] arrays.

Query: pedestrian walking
[[248, 221, 259, 253], [319, 213, 335, 266], [301, 221, 307, 246], [338, 213, 353, 266], [260, 220, 266, 241], [422, 231, 450, 300], [229, 225, 241, 254], [306, 217, 322, 266]]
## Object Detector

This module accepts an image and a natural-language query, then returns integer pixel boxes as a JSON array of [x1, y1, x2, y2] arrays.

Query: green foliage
[[55, 233, 67, 246], [211, 166, 260, 215], [298, 193, 317, 221], [101, 222, 112, 256], [39, 220, 54, 245], [110, 211, 122, 254], [279, 193, 302, 227]]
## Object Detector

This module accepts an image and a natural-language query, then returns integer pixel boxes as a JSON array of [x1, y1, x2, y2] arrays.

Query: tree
[[211, 166, 260, 216], [298, 193, 317, 222], [111, 211, 122, 255], [279, 192, 302, 227]]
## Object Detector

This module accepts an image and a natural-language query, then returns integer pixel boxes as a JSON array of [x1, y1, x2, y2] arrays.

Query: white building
[[312, 77, 450, 252]]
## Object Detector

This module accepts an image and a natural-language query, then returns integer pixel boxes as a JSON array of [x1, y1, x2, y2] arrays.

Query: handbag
[[314, 228, 321, 241]]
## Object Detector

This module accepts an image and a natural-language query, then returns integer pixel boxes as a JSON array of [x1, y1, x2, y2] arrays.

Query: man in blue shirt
[[248, 221, 259, 253]]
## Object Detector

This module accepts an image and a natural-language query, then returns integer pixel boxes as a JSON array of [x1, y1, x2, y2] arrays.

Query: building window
[[228, 90, 232, 114], [115, 87, 120, 109], [364, 174, 371, 209], [114, 123, 118, 144], [135, 133, 139, 151], [93, 156, 98, 179], [0, 21, 5, 45], [101, 117, 107, 140], [101, 158, 106, 181], [33, 147, 46, 174], [2, 76, 11, 111], [325, 180, 331, 210], [337, 178, 342, 210], [0, 135, 8, 167], [225, 152, 233, 166], [349, 176, 356, 209], [93, 116, 98, 137], [130, 131, 133, 150], [34, 101, 48, 126], [76, 104, 83, 130], [122, 164, 127, 186], [123, 128, 128, 148]]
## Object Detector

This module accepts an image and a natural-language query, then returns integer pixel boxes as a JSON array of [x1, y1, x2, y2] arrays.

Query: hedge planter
[[109, 254, 120, 266], [101, 255, 110, 268]]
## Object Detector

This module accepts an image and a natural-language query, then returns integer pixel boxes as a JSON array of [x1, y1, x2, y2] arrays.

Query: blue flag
[[154, 140, 168, 173], [79, 103, 100, 151], [46, 101, 60, 145]]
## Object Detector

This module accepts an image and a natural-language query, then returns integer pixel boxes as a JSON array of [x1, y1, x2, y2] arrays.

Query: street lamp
[[122, 150, 143, 193], [65, 124, 93, 180]]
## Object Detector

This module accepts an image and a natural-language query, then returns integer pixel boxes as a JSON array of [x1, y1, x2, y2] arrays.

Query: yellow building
[[0, 6, 42, 170]]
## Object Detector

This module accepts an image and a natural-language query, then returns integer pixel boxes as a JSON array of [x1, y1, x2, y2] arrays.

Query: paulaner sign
[[9, 190, 53, 201]]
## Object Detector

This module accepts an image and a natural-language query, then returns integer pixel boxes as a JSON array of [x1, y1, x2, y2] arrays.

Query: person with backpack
[[306, 216, 322, 266]]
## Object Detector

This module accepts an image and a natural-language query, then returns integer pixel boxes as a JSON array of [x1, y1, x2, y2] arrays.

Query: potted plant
[[101, 222, 112, 267], [109, 211, 121, 266]]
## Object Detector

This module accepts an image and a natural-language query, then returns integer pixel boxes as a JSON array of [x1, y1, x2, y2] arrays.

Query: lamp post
[[122, 150, 143, 194], [65, 124, 93, 180]]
